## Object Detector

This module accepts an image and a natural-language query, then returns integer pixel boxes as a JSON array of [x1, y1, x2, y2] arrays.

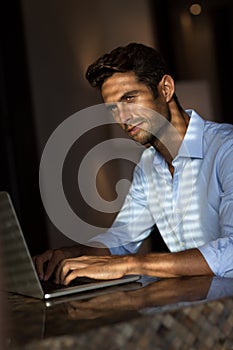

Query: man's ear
[[158, 75, 175, 102]]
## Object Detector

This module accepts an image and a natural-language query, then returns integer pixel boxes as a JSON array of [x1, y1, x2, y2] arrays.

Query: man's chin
[[130, 134, 151, 146]]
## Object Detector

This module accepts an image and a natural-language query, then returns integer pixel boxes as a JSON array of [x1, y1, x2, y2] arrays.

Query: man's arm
[[33, 149, 158, 281], [134, 248, 213, 277], [55, 247, 213, 285]]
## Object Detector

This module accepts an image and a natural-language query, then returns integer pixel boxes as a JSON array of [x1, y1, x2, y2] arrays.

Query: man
[[34, 43, 233, 284]]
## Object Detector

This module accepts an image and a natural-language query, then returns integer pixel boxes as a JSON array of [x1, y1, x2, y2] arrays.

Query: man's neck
[[151, 106, 190, 172]]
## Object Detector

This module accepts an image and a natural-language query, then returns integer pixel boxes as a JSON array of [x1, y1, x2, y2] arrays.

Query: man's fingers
[[56, 257, 97, 284], [63, 269, 82, 285], [55, 259, 85, 284], [33, 250, 53, 280], [33, 249, 69, 281], [44, 256, 61, 281], [44, 250, 69, 281], [62, 265, 100, 285], [55, 255, 127, 285]]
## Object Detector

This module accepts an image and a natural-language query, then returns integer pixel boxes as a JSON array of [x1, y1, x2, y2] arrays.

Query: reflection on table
[[6, 275, 233, 349]]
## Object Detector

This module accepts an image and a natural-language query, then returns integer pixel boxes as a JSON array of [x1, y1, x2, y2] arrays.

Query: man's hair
[[85, 43, 170, 99]]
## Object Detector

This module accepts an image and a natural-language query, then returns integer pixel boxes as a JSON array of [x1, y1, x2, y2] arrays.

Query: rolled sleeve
[[198, 236, 233, 278]]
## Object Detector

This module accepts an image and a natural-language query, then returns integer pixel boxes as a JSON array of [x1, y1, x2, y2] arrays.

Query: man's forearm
[[128, 248, 214, 277]]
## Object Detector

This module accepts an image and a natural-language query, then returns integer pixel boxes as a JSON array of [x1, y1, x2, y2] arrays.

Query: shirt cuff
[[198, 236, 233, 278]]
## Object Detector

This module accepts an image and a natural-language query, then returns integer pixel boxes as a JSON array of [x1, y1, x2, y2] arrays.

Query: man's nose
[[116, 103, 131, 124]]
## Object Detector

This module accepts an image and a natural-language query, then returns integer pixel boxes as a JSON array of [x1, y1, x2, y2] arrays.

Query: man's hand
[[32, 243, 111, 281], [32, 246, 81, 281], [55, 255, 136, 285]]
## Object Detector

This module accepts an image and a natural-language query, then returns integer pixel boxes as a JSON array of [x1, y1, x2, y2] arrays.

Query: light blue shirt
[[92, 110, 233, 278]]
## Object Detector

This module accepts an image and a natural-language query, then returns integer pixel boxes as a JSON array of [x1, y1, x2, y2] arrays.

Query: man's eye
[[125, 95, 135, 102], [106, 104, 118, 113]]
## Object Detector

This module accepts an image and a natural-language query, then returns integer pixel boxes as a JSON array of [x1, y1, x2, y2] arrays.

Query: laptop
[[0, 191, 140, 299]]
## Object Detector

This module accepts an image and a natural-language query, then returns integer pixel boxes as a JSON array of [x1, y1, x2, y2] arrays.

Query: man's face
[[101, 71, 170, 145]]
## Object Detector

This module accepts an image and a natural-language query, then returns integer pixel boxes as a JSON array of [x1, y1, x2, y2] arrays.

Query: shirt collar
[[178, 109, 205, 159], [152, 109, 205, 165]]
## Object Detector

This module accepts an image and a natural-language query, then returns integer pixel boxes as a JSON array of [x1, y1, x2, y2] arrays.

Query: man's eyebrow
[[119, 90, 139, 102]]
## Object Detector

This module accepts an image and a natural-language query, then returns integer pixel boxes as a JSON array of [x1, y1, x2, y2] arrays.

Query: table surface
[[4, 275, 233, 350]]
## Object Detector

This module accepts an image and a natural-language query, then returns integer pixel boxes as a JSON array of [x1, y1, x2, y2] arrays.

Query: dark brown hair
[[86, 43, 170, 100]]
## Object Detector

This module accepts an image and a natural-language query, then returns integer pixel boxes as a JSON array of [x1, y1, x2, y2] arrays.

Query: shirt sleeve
[[198, 140, 233, 277], [89, 158, 156, 255]]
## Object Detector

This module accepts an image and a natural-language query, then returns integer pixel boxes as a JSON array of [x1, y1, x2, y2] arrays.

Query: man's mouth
[[127, 122, 144, 135]]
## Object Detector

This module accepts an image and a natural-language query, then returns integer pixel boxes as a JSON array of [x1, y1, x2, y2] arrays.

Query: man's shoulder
[[188, 110, 233, 137], [204, 119, 233, 141], [202, 119, 233, 161]]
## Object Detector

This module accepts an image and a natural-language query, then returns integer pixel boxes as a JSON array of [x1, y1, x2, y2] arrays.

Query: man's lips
[[127, 122, 144, 135]]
